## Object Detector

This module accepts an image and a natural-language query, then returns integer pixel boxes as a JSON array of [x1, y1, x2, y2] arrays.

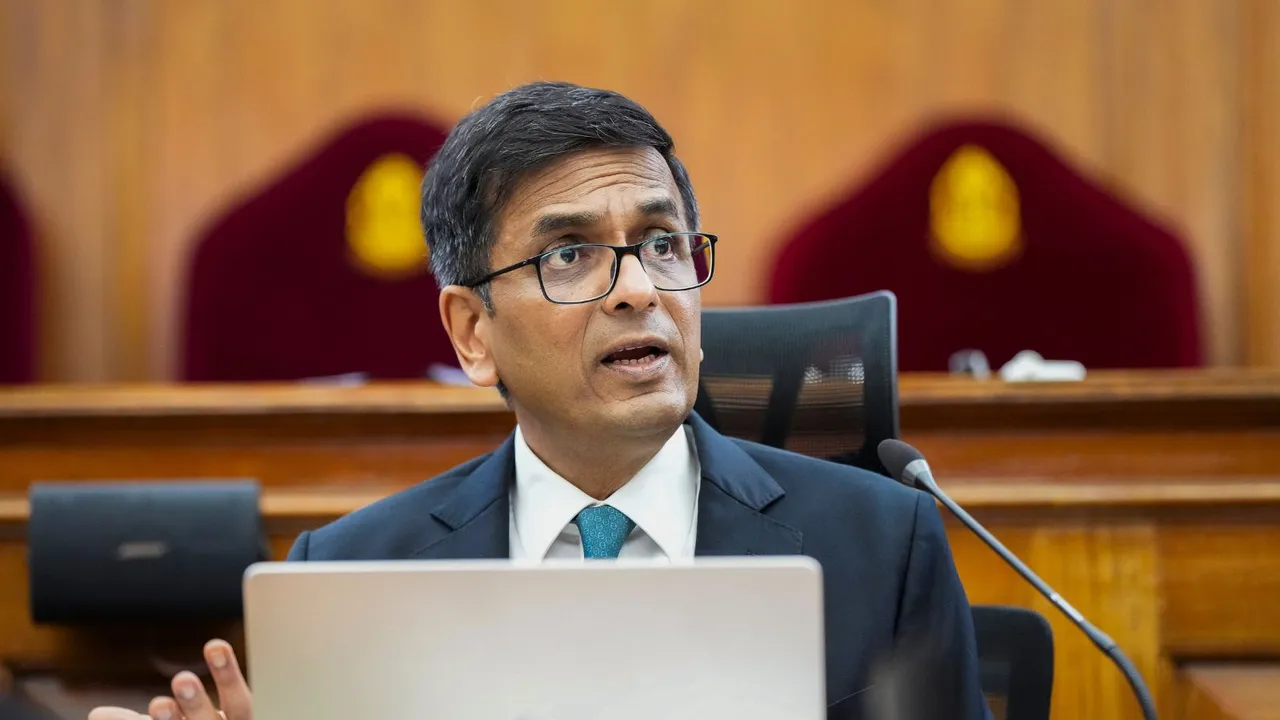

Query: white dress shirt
[[508, 425, 701, 561]]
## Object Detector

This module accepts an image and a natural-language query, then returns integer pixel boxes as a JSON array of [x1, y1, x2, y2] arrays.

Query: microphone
[[877, 439, 1158, 720]]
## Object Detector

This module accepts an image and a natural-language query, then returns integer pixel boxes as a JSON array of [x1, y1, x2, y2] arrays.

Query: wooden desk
[[2, 370, 1280, 719], [3, 369, 1278, 490]]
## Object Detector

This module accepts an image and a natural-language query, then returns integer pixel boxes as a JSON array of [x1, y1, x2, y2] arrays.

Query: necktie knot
[[574, 505, 635, 559]]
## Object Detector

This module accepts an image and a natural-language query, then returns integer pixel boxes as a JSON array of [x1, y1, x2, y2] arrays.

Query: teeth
[[612, 356, 656, 365]]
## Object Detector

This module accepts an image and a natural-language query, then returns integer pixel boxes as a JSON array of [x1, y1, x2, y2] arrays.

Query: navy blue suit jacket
[[287, 413, 990, 719]]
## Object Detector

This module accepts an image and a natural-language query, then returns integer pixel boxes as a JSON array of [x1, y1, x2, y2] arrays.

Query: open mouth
[[601, 344, 670, 367]]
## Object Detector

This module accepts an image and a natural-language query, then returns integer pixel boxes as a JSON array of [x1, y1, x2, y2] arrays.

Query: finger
[[171, 670, 220, 720], [204, 639, 252, 720], [148, 696, 182, 720], [87, 708, 149, 720]]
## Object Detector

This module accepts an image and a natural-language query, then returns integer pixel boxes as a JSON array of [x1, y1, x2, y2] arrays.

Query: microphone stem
[[922, 477, 1159, 720]]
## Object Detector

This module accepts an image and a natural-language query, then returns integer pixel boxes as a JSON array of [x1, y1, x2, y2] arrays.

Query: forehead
[[496, 147, 683, 236]]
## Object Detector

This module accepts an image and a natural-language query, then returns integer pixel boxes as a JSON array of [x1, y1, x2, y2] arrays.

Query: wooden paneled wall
[[2, 0, 1278, 381]]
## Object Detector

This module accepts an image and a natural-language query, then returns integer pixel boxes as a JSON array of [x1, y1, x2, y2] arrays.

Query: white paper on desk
[[427, 363, 476, 386], [999, 350, 1086, 382], [297, 372, 369, 386]]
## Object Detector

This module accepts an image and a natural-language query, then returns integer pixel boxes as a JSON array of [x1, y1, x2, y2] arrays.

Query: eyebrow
[[532, 210, 602, 237], [530, 197, 683, 238], [636, 197, 681, 221]]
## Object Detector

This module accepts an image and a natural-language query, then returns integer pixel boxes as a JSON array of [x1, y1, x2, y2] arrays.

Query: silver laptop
[[243, 558, 826, 720]]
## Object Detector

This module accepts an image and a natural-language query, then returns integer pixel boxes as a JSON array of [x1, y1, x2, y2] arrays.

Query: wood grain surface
[[1, 370, 1279, 718]]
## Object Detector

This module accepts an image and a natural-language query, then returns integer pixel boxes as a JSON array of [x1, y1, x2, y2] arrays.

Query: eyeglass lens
[[538, 233, 713, 303]]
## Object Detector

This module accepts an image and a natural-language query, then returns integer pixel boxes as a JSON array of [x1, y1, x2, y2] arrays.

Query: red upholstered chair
[[768, 120, 1203, 372], [0, 171, 36, 384], [182, 114, 456, 381]]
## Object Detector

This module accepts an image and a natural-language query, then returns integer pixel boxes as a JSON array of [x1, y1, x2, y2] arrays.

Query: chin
[[601, 390, 692, 436]]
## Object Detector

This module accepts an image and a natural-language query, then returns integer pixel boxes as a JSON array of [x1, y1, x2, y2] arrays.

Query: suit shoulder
[[730, 440, 929, 590], [732, 438, 921, 512], [300, 453, 489, 560]]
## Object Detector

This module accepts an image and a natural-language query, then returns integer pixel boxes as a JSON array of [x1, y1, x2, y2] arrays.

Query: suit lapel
[[694, 481, 803, 556], [689, 414, 804, 557], [407, 435, 514, 560], [409, 500, 509, 559]]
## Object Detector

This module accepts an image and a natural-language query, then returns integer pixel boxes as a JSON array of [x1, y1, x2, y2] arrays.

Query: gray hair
[[420, 81, 699, 301]]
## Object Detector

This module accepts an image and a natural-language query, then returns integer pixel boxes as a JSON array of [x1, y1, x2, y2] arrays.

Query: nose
[[603, 254, 658, 314]]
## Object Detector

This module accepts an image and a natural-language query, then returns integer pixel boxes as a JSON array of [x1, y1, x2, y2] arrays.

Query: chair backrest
[[0, 171, 36, 384], [693, 291, 899, 476], [181, 114, 454, 382], [27, 480, 266, 624], [972, 605, 1054, 720], [768, 118, 1202, 372]]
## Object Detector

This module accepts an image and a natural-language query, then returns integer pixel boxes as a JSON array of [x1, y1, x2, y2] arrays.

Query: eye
[[649, 236, 674, 256], [543, 245, 585, 269]]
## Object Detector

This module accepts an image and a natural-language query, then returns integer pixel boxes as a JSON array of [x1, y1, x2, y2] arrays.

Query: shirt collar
[[511, 425, 700, 561]]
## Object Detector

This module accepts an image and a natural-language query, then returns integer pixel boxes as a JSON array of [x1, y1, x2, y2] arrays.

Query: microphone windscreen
[[877, 439, 925, 483]]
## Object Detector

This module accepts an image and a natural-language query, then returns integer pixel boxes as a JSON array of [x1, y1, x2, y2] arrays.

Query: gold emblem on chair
[[928, 144, 1021, 271], [346, 153, 427, 278]]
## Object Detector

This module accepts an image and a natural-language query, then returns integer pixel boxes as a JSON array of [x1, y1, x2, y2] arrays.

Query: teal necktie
[[574, 505, 635, 559]]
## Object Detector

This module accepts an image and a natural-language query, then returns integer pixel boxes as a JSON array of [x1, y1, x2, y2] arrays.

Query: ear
[[439, 285, 500, 389]]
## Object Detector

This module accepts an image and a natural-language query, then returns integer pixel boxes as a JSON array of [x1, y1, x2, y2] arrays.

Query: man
[[91, 82, 989, 720]]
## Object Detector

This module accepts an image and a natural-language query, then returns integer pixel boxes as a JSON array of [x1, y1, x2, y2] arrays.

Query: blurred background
[[2, 0, 1277, 384], [3, 2, 1280, 720]]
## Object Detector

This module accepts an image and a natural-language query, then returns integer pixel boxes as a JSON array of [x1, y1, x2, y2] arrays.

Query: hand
[[87, 639, 251, 720]]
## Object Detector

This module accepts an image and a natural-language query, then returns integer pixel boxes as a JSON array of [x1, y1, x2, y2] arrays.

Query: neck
[[517, 420, 675, 500]]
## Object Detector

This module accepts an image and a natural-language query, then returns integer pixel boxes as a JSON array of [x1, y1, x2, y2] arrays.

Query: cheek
[[664, 298, 702, 354], [495, 303, 591, 373]]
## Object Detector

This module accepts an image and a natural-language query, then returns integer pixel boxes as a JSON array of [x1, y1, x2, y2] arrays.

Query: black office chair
[[696, 292, 1055, 719], [694, 290, 899, 477], [0, 696, 58, 720], [972, 605, 1054, 720], [27, 480, 267, 625]]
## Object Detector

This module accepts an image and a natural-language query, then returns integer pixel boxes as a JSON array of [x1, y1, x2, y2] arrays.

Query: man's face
[[445, 146, 702, 440]]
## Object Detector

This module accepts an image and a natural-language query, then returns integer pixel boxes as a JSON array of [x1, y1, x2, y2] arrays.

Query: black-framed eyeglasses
[[464, 232, 718, 305]]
